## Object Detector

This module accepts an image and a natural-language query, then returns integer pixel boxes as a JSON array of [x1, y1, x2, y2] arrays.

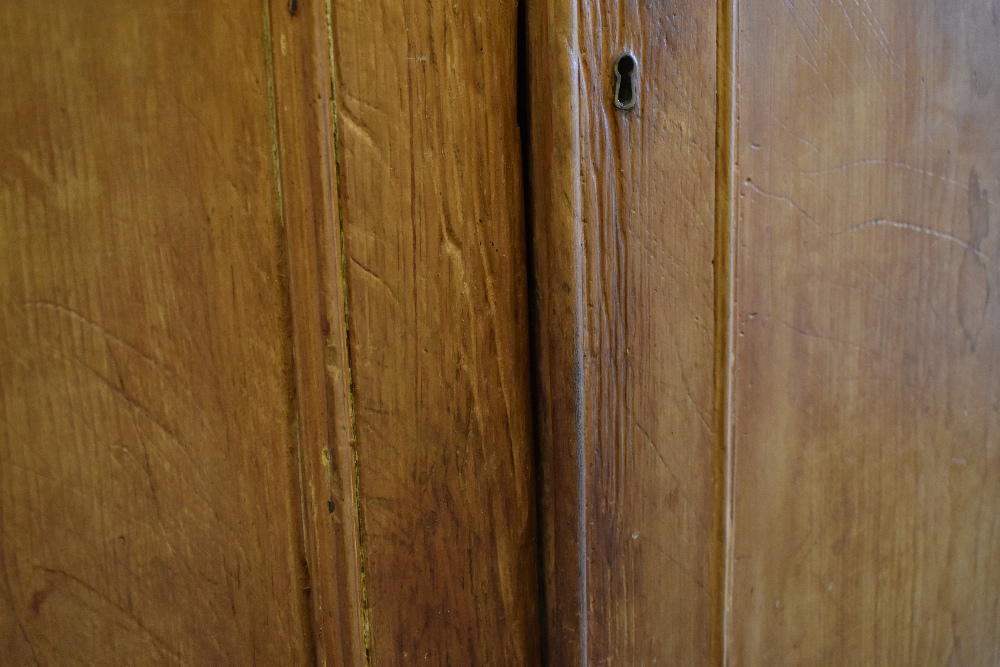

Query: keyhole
[[614, 52, 637, 110]]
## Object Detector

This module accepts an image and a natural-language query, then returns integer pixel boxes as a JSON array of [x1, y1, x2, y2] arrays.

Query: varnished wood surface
[[0, 1, 313, 664], [6, 0, 1000, 663], [729, 0, 1000, 663], [328, 0, 541, 663], [268, 1, 366, 664], [2, 1, 544, 664], [528, 0, 720, 663]]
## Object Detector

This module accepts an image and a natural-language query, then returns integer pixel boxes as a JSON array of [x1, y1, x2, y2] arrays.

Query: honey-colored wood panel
[[267, 1, 366, 665], [528, 0, 720, 662], [0, 2, 313, 664], [328, 1, 541, 662], [729, 1, 1000, 663]]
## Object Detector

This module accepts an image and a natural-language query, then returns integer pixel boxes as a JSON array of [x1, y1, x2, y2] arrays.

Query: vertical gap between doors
[[516, 0, 551, 664]]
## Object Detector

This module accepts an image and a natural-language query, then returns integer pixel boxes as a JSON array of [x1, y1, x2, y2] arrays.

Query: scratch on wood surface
[[36, 567, 192, 666], [780, 0, 865, 93], [672, 336, 713, 437], [339, 108, 387, 165], [852, 0, 899, 72], [350, 257, 403, 308], [634, 533, 709, 596], [23, 301, 163, 370], [752, 313, 878, 354], [470, 221, 520, 481], [0, 568, 40, 666], [830, 0, 900, 82], [847, 219, 987, 261], [631, 418, 710, 530], [807, 159, 998, 206], [776, 319, 875, 354], [743, 179, 817, 226], [67, 356, 231, 535], [70, 355, 180, 442]]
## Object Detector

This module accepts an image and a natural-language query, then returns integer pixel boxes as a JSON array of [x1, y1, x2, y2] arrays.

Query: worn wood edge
[[526, 0, 586, 664], [712, 1, 738, 665], [321, 0, 373, 662], [261, 1, 321, 662], [267, 0, 368, 663]]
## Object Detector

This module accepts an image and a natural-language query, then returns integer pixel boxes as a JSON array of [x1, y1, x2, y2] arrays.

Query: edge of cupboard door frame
[[526, 0, 587, 664], [713, 0, 738, 665], [266, 0, 368, 664]]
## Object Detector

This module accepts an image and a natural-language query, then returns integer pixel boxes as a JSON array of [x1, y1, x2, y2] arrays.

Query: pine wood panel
[[0, 1, 313, 664], [527, 0, 721, 662], [328, 0, 541, 662], [729, 1, 1000, 663]]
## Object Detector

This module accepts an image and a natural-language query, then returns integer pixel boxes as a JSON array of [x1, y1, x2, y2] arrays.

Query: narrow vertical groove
[[516, 0, 550, 661], [261, 0, 320, 662], [712, 0, 737, 665], [322, 1, 373, 663]]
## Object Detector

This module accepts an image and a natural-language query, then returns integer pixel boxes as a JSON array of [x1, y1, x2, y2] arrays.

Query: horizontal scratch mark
[[807, 159, 997, 206], [776, 320, 875, 354], [848, 219, 986, 261]]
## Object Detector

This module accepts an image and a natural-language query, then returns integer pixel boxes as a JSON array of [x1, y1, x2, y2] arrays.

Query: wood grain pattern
[[0, 1, 313, 664], [268, 1, 366, 664], [328, 0, 541, 662], [527, 0, 720, 663], [729, 0, 1000, 663]]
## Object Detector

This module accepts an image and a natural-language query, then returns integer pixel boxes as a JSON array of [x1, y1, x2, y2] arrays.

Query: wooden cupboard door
[[320, 0, 542, 663], [728, 0, 1000, 664], [5, 0, 1000, 663], [527, 0, 722, 663], [1, 1, 541, 665], [0, 1, 313, 664], [530, 0, 1000, 665]]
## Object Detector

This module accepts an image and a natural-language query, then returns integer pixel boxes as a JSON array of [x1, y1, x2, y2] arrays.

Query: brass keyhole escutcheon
[[613, 52, 637, 110]]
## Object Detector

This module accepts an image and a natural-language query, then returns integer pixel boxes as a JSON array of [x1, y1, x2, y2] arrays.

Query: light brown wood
[[8, 1, 1000, 663], [0, 1, 313, 664], [327, 0, 542, 662], [527, 0, 721, 663], [2, 2, 544, 663], [728, 0, 1000, 663], [268, 1, 366, 664]]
